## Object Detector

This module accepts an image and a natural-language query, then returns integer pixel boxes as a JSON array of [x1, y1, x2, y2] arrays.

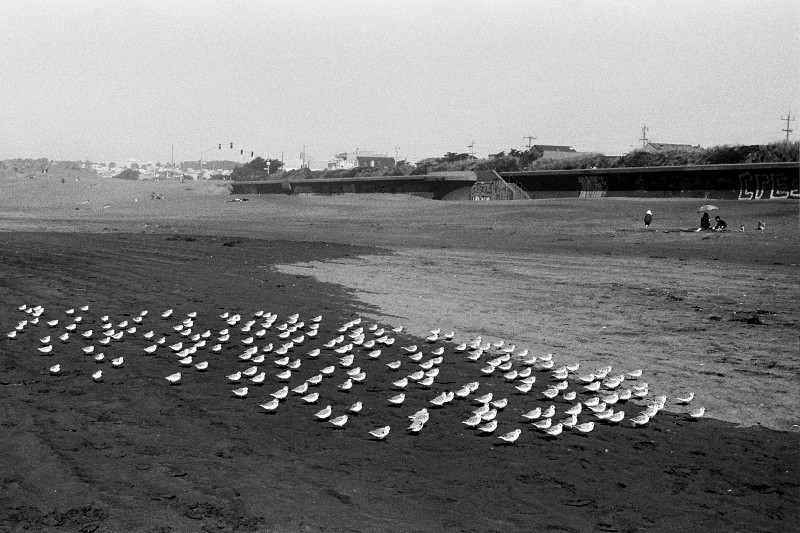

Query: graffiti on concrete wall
[[738, 172, 799, 200], [578, 175, 607, 198]]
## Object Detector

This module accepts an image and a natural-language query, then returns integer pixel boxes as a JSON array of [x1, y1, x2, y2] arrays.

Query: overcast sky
[[1, 0, 798, 164]]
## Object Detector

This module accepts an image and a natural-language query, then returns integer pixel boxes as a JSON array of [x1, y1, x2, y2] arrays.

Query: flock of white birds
[[6, 303, 705, 444]]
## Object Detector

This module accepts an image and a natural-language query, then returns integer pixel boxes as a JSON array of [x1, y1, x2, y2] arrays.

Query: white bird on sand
[[276, 370, 292, 380], [482, 408, 498, 421], [430, 392, 449, 406], [573, 422, 595, 434], [271, 386, 289, 399], [99, 337, 111, 346], [232, 387, 248, 398], [314, 405, 332, 419], [676, 392, 695, 404], [82, 346, 94, 354], [350, 401, 363, 413], [463, 414, 482, 427], [38, 345, 53, 354], [418, 376, 434, 387], [111, 357, 123, 367], [351, 372, 367, 382], [329, 415, 348, 427], [47, 320, 58, 327], [165, 372, 181, 384], [368, 350, 382, 359], [58, 333, 69, 342], [522, 407, 542, 420], [408, 370, 425, 381], [260, 399, 280, 412], [178, 356, 192, 366], [339, 379, 353, 390], [369, 426, 390, 439], [161, 309, 173, 318], [242, 366, 258, 377], [688, 407, 705, 419], [627, 369, 643, 379], [607, 411, 625, 423], [292, 383, 310, 395], [533, 418, 552, 430], [630, 414, 650, 426], [477, 420, 498, 433], [498, 429, 522, 444], [169, 342, 183, 351], [563, 391, 577, 401], [65, 323, 77, 331], [302, 392, 319, 403], [617, 389, 632, 401], [92, 370, 103, 381], [565, 403, 583, 416], [250, 372, 266, 384], [227, 371, 242, 382], [543, 388, 560, 399], [490, 398, 508, 409], [474, 393, 493, 404], [93, 353, 105, 362], [307, 374, 324, 385], [39, 336, 51, 344], [82, 330, 93, 338], [392, 378, 409, 388], [194, 361, 208, 371], [49, 364, 61, 374], [211, 344, 222, 352], [388, 393, 405, 405], [542, 405, 556, 418], [143, 345, 157, 354], [543, 423, 563, 437], [408, 420, 425, 432], [583, 382, 601, 392]]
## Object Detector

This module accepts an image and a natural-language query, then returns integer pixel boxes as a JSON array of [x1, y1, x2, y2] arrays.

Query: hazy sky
[[1, 0, 798, 164]]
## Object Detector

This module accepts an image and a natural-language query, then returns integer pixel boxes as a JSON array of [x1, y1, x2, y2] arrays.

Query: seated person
[[714, 216, 727, 230], [700, 212, 711, 230]]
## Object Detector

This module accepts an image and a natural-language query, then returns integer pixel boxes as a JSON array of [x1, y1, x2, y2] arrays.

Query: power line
[[781, 111, 795, 142]]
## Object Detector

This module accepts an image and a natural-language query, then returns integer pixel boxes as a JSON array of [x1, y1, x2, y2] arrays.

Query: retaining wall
[[230, 162, 799, 200], [501, 162, 799, 200]]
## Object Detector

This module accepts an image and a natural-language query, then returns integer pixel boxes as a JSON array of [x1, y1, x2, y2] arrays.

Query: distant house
[[328, 151, 395, 170], [641, 142, 703, 154], [530, 145, 584, 160]]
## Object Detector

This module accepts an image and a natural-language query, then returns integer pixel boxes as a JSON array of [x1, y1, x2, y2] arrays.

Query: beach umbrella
[[697, 204, 719, 212]]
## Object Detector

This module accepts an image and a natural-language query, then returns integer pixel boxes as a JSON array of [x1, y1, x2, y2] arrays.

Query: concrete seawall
[[231, 162, 798, 200], [501, 162, 799, 200]]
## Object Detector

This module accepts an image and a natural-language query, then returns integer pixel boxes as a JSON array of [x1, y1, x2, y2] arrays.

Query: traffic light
[[240, 149, 243, 155], [230, 143, 233, 149], [218, 144, 221, 150], [250, 151, 254, 157]]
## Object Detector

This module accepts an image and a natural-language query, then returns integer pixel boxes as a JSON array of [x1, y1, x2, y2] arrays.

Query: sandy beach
[[0, 175, 797, 532]]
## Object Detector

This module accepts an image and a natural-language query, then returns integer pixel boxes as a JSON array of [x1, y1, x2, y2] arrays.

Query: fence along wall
[[501, 162, 799, 200]]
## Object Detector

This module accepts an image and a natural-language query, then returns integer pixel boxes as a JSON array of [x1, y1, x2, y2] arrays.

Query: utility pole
[[639, 125, 649, 148], [468, 140, 475, 158], [169, 143, 174, 179], [523, 135, 537, 149], [781, 111, 795, 142], [394, 145, 400, 161]]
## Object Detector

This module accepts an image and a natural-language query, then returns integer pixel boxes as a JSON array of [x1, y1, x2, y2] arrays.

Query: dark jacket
[[700, 213, 711, 229]]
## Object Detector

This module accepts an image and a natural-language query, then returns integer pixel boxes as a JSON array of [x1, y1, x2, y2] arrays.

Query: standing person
[[714, 216, 727, 230], [644, 210, 653, 228], [700, 212, 711, 230]]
